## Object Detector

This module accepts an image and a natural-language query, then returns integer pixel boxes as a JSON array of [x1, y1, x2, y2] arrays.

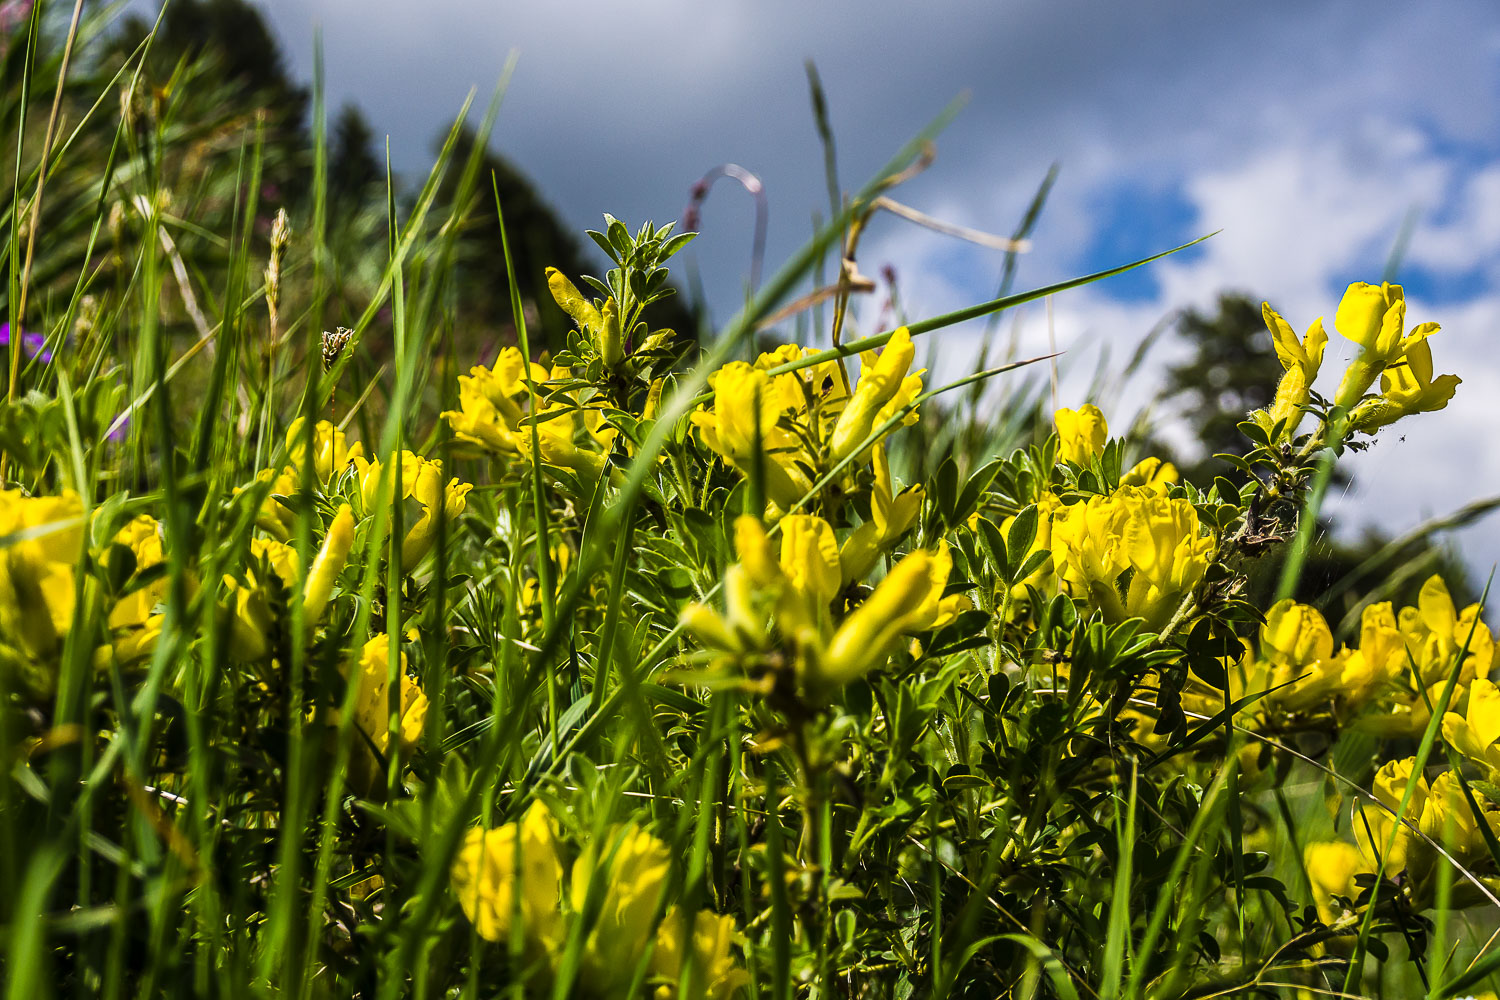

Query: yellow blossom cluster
[[337, 632, 429, 787], [1245, 576, 1494, 736], [452, 801, 745, 1000], [224, 504, 354, 661], [0, 491, 182, 685], [679, 514, 967, 696], [1304, 754, 1500, 911], [1252, 281, 1459, 442], [997, 406, 1210, 630], [690, 328, 923, 515]]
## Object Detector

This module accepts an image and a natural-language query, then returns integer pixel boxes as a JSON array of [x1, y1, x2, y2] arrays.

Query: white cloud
[[228, 0, 1500, 575]]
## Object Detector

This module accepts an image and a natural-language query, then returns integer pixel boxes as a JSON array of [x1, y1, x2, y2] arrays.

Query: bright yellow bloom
[[681, 514, 845, 653], [651, 908, 748, 1000], [1350, 336, 1462, 432], [521, 403, 609, 481], [571, 824, 674, 991], [1259, 599, 1394, 716], [1419, 770, 1480, 851], [1353, 757, 1426, 874], [303, 504, 354, 622], [1050, 487, 1215, 628], [1119, 457, 1178, 495], [108, 515, 166, 631], [691, 362, 814, 512], [1399, 575, 1494, 687], [224, 537, 299, 660], [1261, 599, 1340, 711], [1443, 678, 1500, 774], [251, 467, 302, 539], [0, 489, 84, 667], [733, 516, 780, 590], [1118, 492, 1216, 620], [286, 417, 364, 483], [353, 451, 473, 567], [348, 633, 429, 756], [839, 446, 923, 585], [897, 542, 970, 633], [442, 349, 551, 456], [819, 550, 936, 688], [104, 514, 168, 665], [222, 513, 352, 661], [1333, 281, 1442, 409], [1054, 404, 1108, 466], [1049, 495, 1130, 617], [451, 801, 565, 949], [1260, 303, 1328, 434], [828, 327, 921, 464], [752, 343, 849, 432], [1304, 841, 1370, 927], [777, 514, 840, 611]]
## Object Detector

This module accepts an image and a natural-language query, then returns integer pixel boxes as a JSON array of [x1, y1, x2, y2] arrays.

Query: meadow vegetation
[[2, 4, 1499, 999]]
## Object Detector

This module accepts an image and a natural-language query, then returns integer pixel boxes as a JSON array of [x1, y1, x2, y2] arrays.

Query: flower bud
[[546, 267, 603, 334], [303, 504, 354, 622]]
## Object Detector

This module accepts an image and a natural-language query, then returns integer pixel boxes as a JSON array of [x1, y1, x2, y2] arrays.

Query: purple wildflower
[[0, 322, 50, 364]]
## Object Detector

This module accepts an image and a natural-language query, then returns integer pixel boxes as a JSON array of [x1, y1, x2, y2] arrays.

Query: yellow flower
[[1419, 770, 1495, 862], [1304, 841, 1370, 927], [839, 446, 922, 585], [224, 537, 299, 660], [733, 516, 780, 590], [1399, 575, 1494, 687], [651, 908, 748, 1000], [1050, 487, 1215, 628], [303, 504, 354, 622], [1443, 678, 1500, 774], [691, 363, 813, 512], [348, 633, 429, 757], [571, 824, 674, 991], [1261, 599, 1337, 710], [776, 514, 840, 627], [222, 515, 352, 661], [1049, 495, 1131, 617], [442, 350, 550, 456], [897, 541, 970, 633], [521, 403, 608, 481], [1332, 281, 1442, 409], [0, 489, 84, 666], [1117, 492, 1216, 625], [286, 417, 364, 483], [752, 343, 849, 432], [1260, 303, 1328, 434], [451, 801, 564, 949], [819, 550, 936, 688], [1350, 337, 1461, 433], [680, 517, 784, 654], [353, 451, 473, 567], [1054, 404, 1108, 466], [108, 515, 166, 630], [104, 514, 168, 665], [1119, 457, 1178, 495], [1353, 757, 1426, 874], [828, 328, 921, 464]]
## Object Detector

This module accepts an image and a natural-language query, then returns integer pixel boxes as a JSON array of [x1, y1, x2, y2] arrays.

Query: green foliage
[[0, 8, 1497, 1000]]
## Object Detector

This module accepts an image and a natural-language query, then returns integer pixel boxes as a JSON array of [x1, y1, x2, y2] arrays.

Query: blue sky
[[226, 0, 1500, 574]]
